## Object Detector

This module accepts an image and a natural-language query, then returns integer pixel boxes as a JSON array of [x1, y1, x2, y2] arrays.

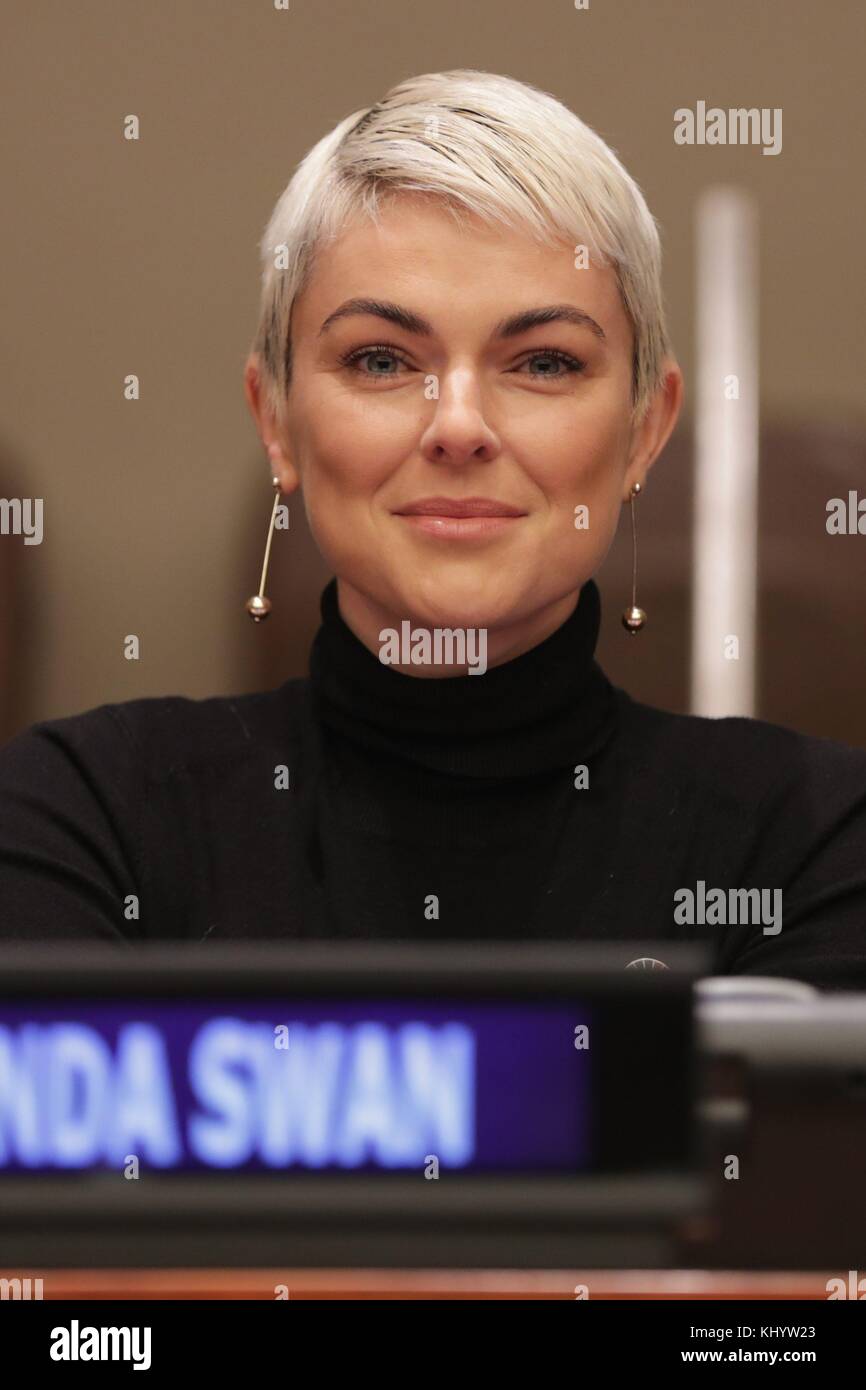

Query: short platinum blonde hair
[[250, 69, 672, 426]]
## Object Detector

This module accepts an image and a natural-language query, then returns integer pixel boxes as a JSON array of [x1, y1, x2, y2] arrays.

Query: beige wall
[[1, 0, 864, 735]]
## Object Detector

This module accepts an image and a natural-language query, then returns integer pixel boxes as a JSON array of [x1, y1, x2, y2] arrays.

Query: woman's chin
[[386, 578, 522, 634]]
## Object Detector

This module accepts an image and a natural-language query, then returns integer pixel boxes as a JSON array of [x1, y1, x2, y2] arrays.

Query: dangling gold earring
[[621, 481, 647, 634], [245, 475, 282, 622]]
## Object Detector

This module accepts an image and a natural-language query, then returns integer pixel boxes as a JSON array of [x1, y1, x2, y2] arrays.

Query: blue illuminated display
[[0, 1000, 592, 1173]]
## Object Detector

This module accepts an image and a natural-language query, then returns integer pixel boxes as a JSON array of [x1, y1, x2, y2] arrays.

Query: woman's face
[[248, 193, 681, 661]]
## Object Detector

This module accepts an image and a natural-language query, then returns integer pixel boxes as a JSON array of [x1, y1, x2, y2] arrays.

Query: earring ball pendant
[[245, 595, 272, 622], [622, 605, 647, 634]]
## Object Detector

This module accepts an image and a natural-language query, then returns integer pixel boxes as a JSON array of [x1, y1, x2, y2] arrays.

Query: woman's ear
[[243, 354, 301, 494], [624, 360, 684, 499], [266, 441, 301, 495]]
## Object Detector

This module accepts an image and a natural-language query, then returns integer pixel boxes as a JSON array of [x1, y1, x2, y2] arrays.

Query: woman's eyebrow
[[318, 298, 606, 341], [495, 304, 607, 341], [319, 298, 433, 336]]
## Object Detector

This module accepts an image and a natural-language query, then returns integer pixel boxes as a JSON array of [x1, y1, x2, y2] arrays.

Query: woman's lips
[[397, 514, 523, 539], [393, 497, 527, 540]]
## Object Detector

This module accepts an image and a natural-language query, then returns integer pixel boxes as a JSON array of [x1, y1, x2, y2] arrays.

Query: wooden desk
[[38, 1269, 836, 1300]]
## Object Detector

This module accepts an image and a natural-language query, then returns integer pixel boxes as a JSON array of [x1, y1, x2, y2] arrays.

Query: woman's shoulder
[[0, 678, 314, 779], [0, 679, 317, 941], [613, 684, 866, 811]]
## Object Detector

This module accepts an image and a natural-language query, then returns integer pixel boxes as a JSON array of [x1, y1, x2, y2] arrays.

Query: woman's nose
[[418, 369, 501, 465]]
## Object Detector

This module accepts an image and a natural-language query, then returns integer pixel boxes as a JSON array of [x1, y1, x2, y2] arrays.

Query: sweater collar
[[308, 578, 618, 779]]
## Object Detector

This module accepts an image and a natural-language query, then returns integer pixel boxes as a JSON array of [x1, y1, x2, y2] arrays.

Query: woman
[[1, 69, 865, 987]]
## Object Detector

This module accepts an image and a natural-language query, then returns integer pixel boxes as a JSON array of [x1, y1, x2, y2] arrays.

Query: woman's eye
[[338, 345, 585, 381], [340, 347, 409, 377], [516, 350, 586, 378]]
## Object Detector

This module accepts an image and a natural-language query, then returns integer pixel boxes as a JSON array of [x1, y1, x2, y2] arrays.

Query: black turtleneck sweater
[[1, 578, 866, 989]]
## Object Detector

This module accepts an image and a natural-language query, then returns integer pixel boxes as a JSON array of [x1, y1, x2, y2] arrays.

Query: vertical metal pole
[[691, 187, 760, 717]]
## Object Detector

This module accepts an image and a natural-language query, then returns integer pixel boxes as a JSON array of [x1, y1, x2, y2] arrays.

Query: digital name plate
[[0, 999, 593, 1175]]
